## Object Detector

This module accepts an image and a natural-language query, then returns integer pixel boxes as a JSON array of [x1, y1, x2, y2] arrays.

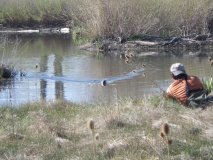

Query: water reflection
[[0, 34, 212, 106], [54, 54, 64, 100], [0, 79, 14, 92], [39, 55, 48, 100]]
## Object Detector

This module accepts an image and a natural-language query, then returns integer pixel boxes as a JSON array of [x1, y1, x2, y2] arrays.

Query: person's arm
[[162, 84, 173, 98]]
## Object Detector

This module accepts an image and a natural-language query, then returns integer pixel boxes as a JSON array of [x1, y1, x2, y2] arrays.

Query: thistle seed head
[[162, 123, 170, 135], [95, 133, 99, 140], [167, 139, 172, 145], [87, 119, 95, 130], [160, 131, 165, 138]]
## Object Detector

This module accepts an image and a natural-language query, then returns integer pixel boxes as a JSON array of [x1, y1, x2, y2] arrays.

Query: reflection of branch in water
[[151, 80, 165, 93], [1, 36, 22, 65], [0, 79, 14, 92]]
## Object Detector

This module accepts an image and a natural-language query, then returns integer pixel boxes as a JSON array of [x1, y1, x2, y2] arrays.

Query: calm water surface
[[0, 34, 212, 106]]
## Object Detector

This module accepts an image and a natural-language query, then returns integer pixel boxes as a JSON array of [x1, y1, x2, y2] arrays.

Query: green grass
[[202, 76, 213, 94], [0, 97, 213, 159]]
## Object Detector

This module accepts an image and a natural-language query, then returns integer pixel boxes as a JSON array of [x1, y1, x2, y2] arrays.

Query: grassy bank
[[0, 97, 213, 159], [0, 0, 213, 39]]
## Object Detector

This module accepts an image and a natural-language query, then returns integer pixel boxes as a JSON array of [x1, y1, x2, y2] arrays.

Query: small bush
[[202, 76, 213, 94]]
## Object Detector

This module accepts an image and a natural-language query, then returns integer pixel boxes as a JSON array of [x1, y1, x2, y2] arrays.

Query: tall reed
[[0, 0, 212, 38]]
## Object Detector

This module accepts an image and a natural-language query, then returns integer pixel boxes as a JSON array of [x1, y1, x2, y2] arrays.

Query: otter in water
[[101, 80, 107, 86]]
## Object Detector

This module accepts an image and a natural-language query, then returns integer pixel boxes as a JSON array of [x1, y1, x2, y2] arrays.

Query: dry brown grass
[[64, 0, 213, 38], [0, 97, 213, 159], [0, 0, 213, 39]]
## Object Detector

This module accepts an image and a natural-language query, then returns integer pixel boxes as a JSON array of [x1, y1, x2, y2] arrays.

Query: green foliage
[[72, 27, 88, 45], [202, 76, 213, 94]]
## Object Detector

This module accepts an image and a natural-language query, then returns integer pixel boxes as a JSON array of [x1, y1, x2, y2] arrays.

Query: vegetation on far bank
[[0, 97, 213, 159], [0, 0, 213, 41]]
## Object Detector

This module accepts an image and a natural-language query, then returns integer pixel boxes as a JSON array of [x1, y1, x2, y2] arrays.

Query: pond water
[[0, 34, 212, 106]]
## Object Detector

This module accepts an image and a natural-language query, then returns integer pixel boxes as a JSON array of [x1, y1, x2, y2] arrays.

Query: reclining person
[[166, 63, 208, 108]]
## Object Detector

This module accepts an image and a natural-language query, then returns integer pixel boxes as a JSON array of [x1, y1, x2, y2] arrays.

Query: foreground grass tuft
[[0, 97, 213, 159]]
